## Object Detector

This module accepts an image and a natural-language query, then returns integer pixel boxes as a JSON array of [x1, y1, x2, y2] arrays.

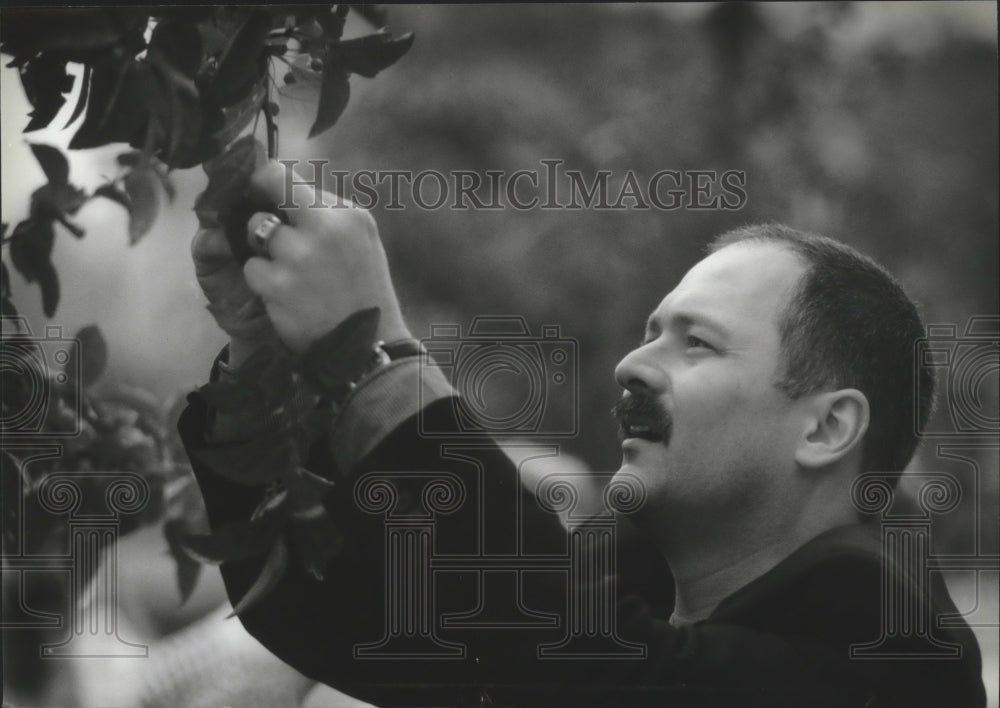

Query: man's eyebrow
[[646, 310, 730, 337]]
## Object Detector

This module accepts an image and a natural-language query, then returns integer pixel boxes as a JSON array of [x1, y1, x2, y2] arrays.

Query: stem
[[263, 67, 278, 159]]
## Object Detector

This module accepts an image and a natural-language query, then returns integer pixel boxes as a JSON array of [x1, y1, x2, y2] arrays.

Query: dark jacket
[[180, 379, 985, 708]]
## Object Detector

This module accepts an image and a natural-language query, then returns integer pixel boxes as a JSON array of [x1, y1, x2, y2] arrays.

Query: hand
[[191, 224, 278, 368], [241, 161, 411, 353]]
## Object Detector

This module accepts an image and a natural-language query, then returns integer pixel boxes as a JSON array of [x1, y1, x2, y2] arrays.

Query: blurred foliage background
[[2, 3, 997, 706]]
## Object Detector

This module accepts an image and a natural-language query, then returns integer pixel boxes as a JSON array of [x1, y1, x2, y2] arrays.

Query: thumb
[[250, 161, 332, 228]]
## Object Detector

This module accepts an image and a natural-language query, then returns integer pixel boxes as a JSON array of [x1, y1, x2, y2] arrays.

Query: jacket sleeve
[[178, 355, 905, 707]]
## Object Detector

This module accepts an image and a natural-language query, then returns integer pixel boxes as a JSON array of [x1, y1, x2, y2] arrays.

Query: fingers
[[243, 255, 282, 301], [191, 227, 234, 275], [249, 161, 356, 229], [246, 212, 310, 264]]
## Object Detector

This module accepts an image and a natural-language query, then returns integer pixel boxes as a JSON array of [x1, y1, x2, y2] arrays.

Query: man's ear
[[794, 389, 870, 469]]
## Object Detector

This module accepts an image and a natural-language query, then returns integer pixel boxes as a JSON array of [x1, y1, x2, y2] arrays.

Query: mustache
[[611, 391, 672, 439]]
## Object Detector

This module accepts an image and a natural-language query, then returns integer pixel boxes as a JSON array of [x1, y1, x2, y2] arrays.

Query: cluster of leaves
[[0, 322, 194, 565], [0, 5, 412, 316], [182, 308, 381, 614], [1, 6, 413, 603]]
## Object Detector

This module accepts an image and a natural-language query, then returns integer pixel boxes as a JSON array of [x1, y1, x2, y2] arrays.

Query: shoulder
[[709, 523, 986, 708]]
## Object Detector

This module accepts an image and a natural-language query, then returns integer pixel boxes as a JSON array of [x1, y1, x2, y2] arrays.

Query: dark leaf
[[1, 299, 19, 319], [9, 219, 54, 284], [309, 67, 349, 138], [316, 5, 349, 41], [69, 58, 147, 150], [285, 465, 336, 500], [146, 49, 204, 168], [71, 324, 108, 388], [228, 537, 288, 616], [0, 261, 10, 300], [64, 64, 92, 129], [117, 151, 142, 167], [188, 430, 297, 486], [164, 518, 204, 604], [211, 78, 267, 149], [194, 135, 267, 227], [30, 183, 88, 221], [0, 8, 148, 61], [21, 54, 73, 132], [349, 4, 389, 29], [40, 262, 62, 318], [294, 307, 381, 392], [328, 31, 414, 79], [94, 183, 130, 210], [123, 168, 159, 244], [291, 511, 343, 581], [1, 223, 7, 240], [153, 169, 177, 203], [196, 379, 265, 412], [150, 20, 203, 79], [29, 144, 70, 186], [54, 213, 86, 240], [205, 10, 272, 108], [179, 511, 283, 565]]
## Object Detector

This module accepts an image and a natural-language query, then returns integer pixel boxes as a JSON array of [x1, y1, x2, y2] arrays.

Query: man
[[180, 163, 985, 706]]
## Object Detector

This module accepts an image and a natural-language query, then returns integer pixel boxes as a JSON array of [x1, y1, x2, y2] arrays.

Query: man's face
[[613, 241, 808, 525]]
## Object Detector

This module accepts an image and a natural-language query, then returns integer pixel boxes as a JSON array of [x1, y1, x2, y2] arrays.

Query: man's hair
[[709, 223, 934, 478]]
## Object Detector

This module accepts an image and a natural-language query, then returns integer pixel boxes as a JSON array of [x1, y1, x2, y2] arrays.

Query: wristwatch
[[353, 339, 426, 389]]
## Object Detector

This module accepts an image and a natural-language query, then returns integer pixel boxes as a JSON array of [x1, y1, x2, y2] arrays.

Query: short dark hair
[[709, 223, 934, 477]]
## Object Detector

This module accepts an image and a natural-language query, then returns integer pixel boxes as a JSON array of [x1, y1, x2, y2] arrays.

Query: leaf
[[149, 19, 203, 79], [30, 183, 88, 221], [1, 299, 19, 319], [328, 31, 414, 79], [153, 169, 176, 203], [291, 511, 343, 581], [309, 67, 349, 139], [228, 537, 288, 617], [123, 168, 159, 244], [294, 307, 381, 393], [9, 219, 60, 316], [20, 53, 74, 132], [94, 183, 130, 210], [146, 50, 205, 168], [285, 465, 336, 501], [316, 5, 349, 41], [29, 144, 70, 186], [163, 518, 204, 604], [196, 379, 266, 412], [69, 58, 147, 150], [349, 4, 389, 29], [1, 261, 10, 300], [64, 64, 92, 129], [188, 430, 298, 486], [211, 77, 267, 148], [179, 511, 283, 565], [0, 8, 148, 62], [71, 324, 108, 387], [194, 135, 267, 226], [204, 10, 272, 108]]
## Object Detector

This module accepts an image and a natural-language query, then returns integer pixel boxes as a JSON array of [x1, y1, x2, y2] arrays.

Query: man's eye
[[686, 335, 713, 351]]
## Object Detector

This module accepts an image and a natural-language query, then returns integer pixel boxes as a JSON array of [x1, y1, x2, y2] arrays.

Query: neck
[[661, 498, 859, 624], [667, 535, 802, 624]]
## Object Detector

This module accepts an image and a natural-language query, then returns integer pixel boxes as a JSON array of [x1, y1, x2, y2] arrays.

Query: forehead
[[650, 242, 805, 333]]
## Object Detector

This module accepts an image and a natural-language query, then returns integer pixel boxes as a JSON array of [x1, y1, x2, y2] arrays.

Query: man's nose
[[614, 345, 666, 393]]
